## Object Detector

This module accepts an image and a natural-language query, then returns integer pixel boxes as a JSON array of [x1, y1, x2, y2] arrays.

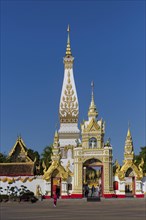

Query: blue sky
[[1, 0, 145, 164]]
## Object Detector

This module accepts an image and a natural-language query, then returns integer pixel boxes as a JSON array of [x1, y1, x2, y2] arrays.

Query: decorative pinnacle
[[88, 81, 98, 118], [91, 81, 95, 108], [91, 81, 94, 101], [53, 129, 59, 148], [127, 127, 131, 137], [126, 121, 131, 137], [66, 24, 72, 56]]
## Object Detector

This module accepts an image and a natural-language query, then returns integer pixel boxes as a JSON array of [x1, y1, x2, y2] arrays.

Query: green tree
[[27, 148, 41, 175], [41, 145, 53, 170], [27, 149, 40, 163], [0, 153, 7, 162], [0, 153, 12, 163], [134, 146, 146, 173]]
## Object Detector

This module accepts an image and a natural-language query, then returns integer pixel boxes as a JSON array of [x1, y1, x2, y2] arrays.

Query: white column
[[61, 181, 67, 195], [135, 181, 143, 194], [45, 181, 51, 196]]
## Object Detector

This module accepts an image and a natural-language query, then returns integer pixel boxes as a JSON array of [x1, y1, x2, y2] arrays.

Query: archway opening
[[83, 158, 103, 198], [125, 168, 135, 197]]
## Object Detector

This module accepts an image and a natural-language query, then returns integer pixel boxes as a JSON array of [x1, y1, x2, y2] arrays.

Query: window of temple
[[89, 137, 97, 149]]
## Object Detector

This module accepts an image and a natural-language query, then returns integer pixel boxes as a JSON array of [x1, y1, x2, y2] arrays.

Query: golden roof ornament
[[88, 81, 98, 118], [60, 26, 79, 123], [127, 122, 131, 137], [65, 24, 72, 56], [124, 125, 134, 160], [127, 128, 131, 137], [53, 130, 59, 148]]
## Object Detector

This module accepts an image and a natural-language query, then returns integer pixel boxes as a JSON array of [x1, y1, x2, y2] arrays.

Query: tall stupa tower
[[58, 26, 80, 164]]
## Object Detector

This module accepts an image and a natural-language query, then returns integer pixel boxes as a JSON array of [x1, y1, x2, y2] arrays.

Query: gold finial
[[54, 123, 59, 141], [53, 129, 59, 148], [124, 123, 134, 160], [127, 122, 131, 137], [17, 134, 21, 141], [88, 81, 98, 118], [91, 81, 94, 102], [66, 24, 72, 56]]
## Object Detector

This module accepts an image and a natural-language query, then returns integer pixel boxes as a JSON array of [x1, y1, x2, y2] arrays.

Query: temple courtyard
[[0, 198, 145, 220]]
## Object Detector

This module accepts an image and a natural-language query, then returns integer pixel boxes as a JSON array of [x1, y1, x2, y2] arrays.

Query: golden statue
[[115, 160, 121, 175]]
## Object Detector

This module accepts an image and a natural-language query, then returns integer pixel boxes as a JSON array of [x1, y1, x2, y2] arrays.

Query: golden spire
[[127, 122, 131, 137], [88, 81, 98, 118], [127, 128, 131, 137], [124, 125, 134, 160], [53, 131, 59, 149], [65, 24, 72, 56]]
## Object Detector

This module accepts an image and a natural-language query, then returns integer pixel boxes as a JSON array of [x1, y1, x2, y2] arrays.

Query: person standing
[[53, 193, 57, 207], [91, 185, 95, 197]]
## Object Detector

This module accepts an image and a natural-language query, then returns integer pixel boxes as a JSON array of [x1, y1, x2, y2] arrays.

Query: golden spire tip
[[91, 81, 94, 95], [65, 25, 72, 56], [127, 123, 131, 137], [67, 24, 70, 32]]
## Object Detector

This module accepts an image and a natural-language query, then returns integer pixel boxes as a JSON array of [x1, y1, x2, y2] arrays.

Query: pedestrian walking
[[53, 193, 57, 207], [91, 185, 95, 197]]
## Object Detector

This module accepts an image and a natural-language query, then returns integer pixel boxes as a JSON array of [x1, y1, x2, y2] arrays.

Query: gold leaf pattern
[[60, 71, 78, 123]]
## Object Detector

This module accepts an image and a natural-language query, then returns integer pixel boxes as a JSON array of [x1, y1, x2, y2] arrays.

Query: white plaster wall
[[113, 176, 146, 195], [59, 123, 80, 134], [142, 177, 146, 194], [59, 139, 78, 147], [0, 176, 45, 195], [113, 176, 125, 195], [44, 181, 51, 196], [61, 158, 74, 173]]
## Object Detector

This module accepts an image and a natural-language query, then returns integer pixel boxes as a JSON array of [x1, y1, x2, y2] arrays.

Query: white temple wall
[[1, 175, 146, 198], [113, 175, 146, 195], [142, 177, 146, 194], [44, 181, 51, 196], [135, 181, 143, 194], [113, 176, 125, 195], [0, 176, 45, 195]]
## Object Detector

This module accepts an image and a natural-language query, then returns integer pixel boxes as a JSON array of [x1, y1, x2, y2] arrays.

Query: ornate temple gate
[[83, 158, 103, 197], [72, 146, 114, 198]]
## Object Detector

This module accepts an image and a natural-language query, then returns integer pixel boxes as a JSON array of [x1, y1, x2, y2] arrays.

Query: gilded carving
[[138, 158, 144, 173], [43, 160, 71, 181], [116, 159, 144, 181], [66, 160, 73, 176], [64, 61, 73, 69], [60, 71, 78, 123], [115, 160, 121, 175], [84, 118, 100, 133]]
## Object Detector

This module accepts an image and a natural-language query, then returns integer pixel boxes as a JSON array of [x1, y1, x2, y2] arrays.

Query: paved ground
[[0, 198, 146, 220]]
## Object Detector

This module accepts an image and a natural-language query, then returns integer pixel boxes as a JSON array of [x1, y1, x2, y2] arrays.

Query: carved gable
[[86, 118, 100, 132], [8, 137, 33, 162]]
